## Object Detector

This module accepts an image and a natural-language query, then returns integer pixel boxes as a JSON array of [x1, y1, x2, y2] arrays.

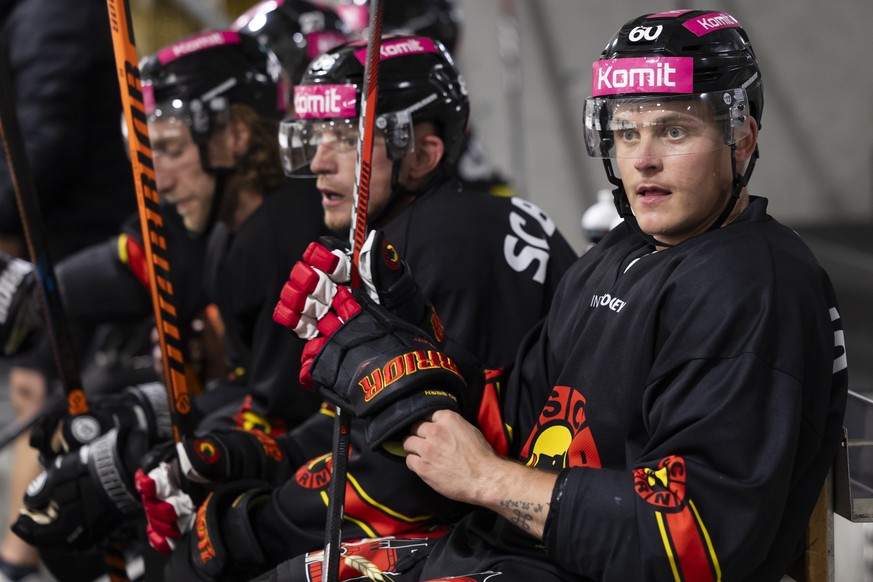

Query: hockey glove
[[30, 381, 174, 455], [0, 252, 41, 356], [174, 429, 293, 486], [12, 427, 146, 551], [135, 459, 194, 554], [188, 480, 273, 580], [273, 230, 446, 347], [303, 289, 467, 451]]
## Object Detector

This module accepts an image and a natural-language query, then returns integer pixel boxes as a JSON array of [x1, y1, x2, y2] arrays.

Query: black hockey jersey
[[201, 178, 330, 429], [250, 180, 578, 567], [420, 196, 848, 581]]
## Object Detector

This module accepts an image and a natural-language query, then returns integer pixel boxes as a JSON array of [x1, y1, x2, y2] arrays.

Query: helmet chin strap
[[603, 144, 759, 249]]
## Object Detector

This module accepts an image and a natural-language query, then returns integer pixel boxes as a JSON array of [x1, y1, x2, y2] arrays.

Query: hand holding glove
[[285, 285, 467, 452]]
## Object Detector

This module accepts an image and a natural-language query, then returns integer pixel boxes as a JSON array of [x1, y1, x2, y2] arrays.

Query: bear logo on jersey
[[519, 385, 602, 470]]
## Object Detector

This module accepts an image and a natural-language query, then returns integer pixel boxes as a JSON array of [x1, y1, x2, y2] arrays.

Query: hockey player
[[135, 35, 577, 581], [274, 10, 849, 581], [8, 30, 330, 565]]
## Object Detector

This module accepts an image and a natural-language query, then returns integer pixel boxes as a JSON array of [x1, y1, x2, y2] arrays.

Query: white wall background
[[453, 0, 873, 252]]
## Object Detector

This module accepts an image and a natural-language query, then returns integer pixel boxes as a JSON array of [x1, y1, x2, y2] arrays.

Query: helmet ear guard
[[377, 110, 414, 162]]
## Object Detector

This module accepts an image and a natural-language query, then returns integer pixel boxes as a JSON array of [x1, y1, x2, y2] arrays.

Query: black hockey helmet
[[582, 10, 763, 244], [231, 0, 350, 82], [141, 30, 288, 149], [335, 0, 463, 54], [279, 34, 470, 176]]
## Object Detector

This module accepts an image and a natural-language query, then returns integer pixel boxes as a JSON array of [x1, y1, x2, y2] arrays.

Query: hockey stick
[[321, 3, 384, 581], [0, 392, 66, 452], [105, 0, 194, 443], [0, 49, 90, 424]]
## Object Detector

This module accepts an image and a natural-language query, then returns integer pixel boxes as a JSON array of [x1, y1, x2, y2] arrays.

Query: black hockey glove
[[12, 427, 147, 551], [300, 288, 467, 451], [30, 381, 174, 455], [0, 252, 41, 356], [172, 428, 293, 486], [184, 480, 274, 581], [274, 230, 447, 348]]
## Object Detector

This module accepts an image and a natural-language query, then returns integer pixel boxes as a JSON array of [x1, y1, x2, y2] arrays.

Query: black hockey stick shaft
[[0, 50, 89, 419], [0, 392, 66, 452], [322, 3, 383, 581], [105, 0, 194, 443]]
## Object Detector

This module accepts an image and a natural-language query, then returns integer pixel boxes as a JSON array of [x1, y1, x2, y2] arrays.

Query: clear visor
[[278, 114, 414, 177], [147, 97, 230, 144], [583, 89, 751, 159], [147, 111, 235, 172]]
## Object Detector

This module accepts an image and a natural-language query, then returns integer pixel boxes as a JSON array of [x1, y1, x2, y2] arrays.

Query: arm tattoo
[[500, 498, 546, 531]]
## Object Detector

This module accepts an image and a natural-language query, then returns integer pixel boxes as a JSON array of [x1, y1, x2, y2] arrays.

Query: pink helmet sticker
[[158, 31, 241, 64], [294, 84, 357, 118], [683, 12, 741, 37], [353, 37, 438, 65], [591, 57, 693, 96], [142, 83, 155, 115], [307, 31, 349, 60]]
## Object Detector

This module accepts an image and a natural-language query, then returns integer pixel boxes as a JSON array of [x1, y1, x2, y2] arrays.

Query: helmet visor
[[278, 118, 361, 177], [583, 89, 751, 159], [278, 115, 415, 177]]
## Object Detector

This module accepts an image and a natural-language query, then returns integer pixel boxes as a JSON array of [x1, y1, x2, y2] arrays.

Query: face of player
[[150, 118, 217, 235], [613, 100, 756, 247], [308, 130, 398, 232]]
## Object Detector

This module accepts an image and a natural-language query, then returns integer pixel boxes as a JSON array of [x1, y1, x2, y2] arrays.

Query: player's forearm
[[475, 456, 559, 540]]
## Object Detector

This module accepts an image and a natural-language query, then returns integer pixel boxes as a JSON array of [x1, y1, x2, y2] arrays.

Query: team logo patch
[[633, 455, 687, 510], [380, 240, 401, 271], [520, 385, 602, 470], [194, 439, 220, 465], [296, 452, 332, 490], [634, 455, 722, 580]]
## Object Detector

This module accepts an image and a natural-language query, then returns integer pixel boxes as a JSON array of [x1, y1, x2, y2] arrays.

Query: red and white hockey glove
[[135, 462, 195, 554], [273, 230, 446, 347], [298, 290, 467, 452]]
